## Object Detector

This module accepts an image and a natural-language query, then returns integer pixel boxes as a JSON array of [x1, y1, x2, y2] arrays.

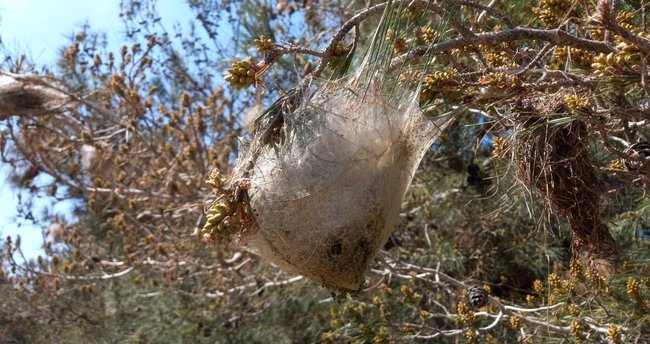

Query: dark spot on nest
[[354, 238, 371, 263], [329, 241, 343, 256]]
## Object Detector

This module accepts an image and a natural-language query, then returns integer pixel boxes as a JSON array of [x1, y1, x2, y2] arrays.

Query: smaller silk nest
[[231, 79, 448, 291]]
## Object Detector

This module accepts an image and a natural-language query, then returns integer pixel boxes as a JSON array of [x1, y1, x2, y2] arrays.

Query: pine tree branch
[[311, 1, 390, 77], [391, 27, 613, 68]]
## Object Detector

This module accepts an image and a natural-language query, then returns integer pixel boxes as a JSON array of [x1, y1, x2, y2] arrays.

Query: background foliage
[[1, 0, 648, 343]]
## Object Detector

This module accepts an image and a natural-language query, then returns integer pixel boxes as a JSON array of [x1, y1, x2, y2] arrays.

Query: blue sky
[[0, 0, 125, 66], [0, 0, 195, 259]]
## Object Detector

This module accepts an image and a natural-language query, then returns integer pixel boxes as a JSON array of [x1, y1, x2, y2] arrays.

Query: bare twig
[[471, 0, 507, 27], [201, 275, 303, 298], [514, 43, 555, 76]]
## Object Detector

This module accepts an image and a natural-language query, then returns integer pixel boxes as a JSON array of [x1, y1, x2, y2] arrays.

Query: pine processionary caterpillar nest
[[203, 4, 455, 291], [230, 82, 450, 291]]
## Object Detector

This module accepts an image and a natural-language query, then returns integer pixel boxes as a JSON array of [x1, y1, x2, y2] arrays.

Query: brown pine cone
[[623, 142, 650, 172], [467, 285, 489, 308]]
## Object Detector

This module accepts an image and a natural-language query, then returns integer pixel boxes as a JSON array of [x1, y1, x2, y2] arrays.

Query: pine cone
[[623, 142, 650, 172], [467, 285, 489, 308]]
